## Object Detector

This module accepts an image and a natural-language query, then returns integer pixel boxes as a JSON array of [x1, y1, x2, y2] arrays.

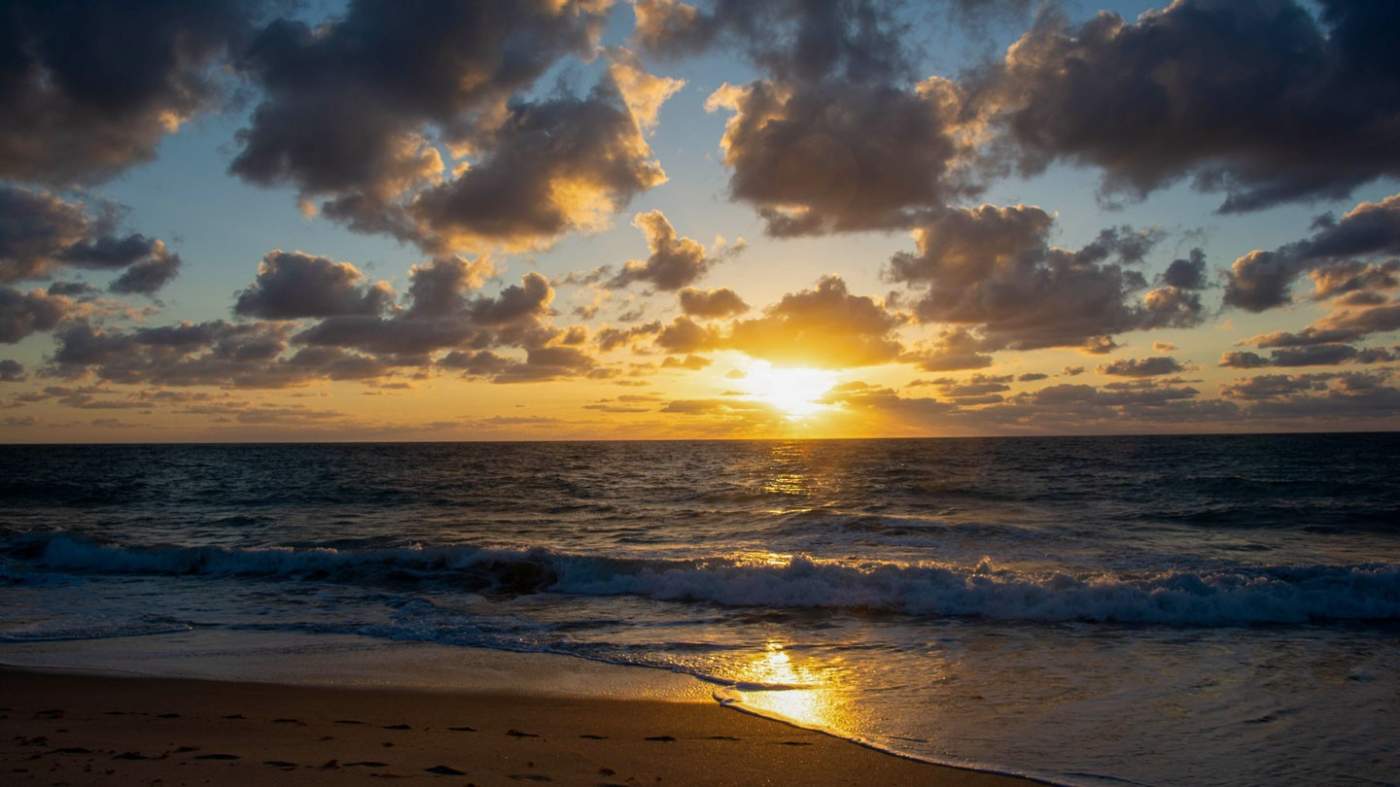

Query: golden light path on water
[[726, 641, 846, 733]]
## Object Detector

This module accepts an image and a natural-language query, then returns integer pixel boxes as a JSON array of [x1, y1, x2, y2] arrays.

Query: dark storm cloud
[[0, 0, 262, 186], [0, 185, 181, 294], [1224, 194, 1400, 312], [1098, 356, 1185, 378], [887, 204, 1201, 352], [608, 212, 719, 291], [678, 287, 749, 318], [988, 0, 1400, 213], [234, 251, 393, 320]]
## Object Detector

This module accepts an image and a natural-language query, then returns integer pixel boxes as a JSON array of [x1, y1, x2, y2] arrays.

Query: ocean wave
[[5, 533, 1399, 626]]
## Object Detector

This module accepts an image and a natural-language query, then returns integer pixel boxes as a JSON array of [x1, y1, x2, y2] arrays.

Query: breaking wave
[[5, 532, 1399, 626]]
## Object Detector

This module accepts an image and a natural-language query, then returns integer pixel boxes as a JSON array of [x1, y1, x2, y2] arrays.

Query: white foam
[[8, 533, 1400, 626]]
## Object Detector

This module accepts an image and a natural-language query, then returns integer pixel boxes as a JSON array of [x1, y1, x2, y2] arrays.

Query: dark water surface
[[3, 435, 1399, 785]]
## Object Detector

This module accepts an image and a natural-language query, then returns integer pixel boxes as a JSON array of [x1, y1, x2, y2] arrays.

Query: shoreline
[[1, 664, 1036, 786]]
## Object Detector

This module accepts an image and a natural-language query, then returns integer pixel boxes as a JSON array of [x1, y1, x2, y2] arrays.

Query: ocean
[[2, 435, 1398, 785]]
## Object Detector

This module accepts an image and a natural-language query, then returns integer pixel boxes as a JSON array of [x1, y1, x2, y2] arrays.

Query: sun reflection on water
[[731, 641, 844, 733]]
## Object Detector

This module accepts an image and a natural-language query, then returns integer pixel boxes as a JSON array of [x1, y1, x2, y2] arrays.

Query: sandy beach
[[0, 667, 1031, 786]]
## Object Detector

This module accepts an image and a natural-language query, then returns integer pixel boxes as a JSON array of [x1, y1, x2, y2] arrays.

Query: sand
[[0, 667, 1033, 786]]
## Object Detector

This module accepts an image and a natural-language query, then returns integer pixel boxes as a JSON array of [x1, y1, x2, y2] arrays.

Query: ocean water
[[2, 435, 1398, 785]]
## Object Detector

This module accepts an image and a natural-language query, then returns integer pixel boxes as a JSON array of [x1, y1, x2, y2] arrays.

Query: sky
[[2, 0, 1399, 442]]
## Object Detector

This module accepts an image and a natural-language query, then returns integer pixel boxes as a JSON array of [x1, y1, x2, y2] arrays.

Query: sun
[[740, 361, 840, 419]]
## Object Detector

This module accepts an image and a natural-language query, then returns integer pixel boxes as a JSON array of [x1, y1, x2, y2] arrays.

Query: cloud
[[47, 319, 316, 387], [661, 353, 711, 370], [906, 327, 994, 371], [0, 359, 25, 382], [1222, 343, 1396, 368], [1224, 193, 1400, 312], [824, 377, 1241, 433], [295, 265, 553, 360], [725, 275, 904, 367], [231, 2, 673, 252], [234, 251, 394, 319], [489, 345, 598, 384], [607, 47, 685, 133], [406, 79, 670, 252], [1161, 249, 1208, 290], [887, 204, 1201, 351], [706, 77, 979, 235], [1, 0, 259, 186], [1099, 356, 1185, 377], [655, 316, 720, 354], [0, 286, 70, 343], [596, 321, 663, 352], [987, 1, 1400, 213], [678, 287, 749, 318], [0, 185, 181, 294], [608, 211, 720, 291], [634, 0, 914, 86], [1218, 371, 1400, 421]]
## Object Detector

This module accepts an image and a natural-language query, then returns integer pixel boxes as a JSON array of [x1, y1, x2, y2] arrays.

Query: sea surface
[[2, 435, 1398, 786]]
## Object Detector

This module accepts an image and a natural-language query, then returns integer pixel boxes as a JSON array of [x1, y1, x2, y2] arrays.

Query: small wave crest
[[5, 533, 1399, 626]]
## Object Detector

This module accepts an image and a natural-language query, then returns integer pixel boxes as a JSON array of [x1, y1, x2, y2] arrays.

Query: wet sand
[[0, 667, 1032, 786]]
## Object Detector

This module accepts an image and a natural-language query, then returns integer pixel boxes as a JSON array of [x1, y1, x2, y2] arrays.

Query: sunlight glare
[[740, 361, 839, 419]]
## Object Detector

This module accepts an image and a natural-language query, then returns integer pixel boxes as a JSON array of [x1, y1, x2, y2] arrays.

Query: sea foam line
[[5, 533, 1399, 626]]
